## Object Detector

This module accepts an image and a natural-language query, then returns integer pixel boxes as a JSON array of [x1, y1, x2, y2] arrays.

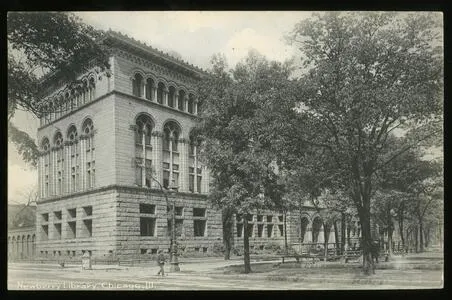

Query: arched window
[[168, 86, 176, 108], [133, 73, 143, 97], [162, 122, 180, 189], [83, 119, 95, 189], [157, 82, 165, 104], [178, 90, 186, 111], [89, 77, 96, 101], [67, 125, 79, 193], [55, 98, 61, 119], [54, 132, 64, 195], [49, 102, 55, 122], [82, 81, 88, 105], [145, 78, 154, 100], [68, 91, 75, 112], [189, 131, 203, 193], [42, 138, 50, 197], [135, 114, 154, 187], [71, 90, 78, 111], [188, 94, 195, 114]]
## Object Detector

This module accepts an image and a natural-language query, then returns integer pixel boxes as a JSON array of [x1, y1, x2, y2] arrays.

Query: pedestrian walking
[[156, 250, 166, 276]]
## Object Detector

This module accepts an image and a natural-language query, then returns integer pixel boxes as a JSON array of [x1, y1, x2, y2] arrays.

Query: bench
[[343, 249, 362, 263]]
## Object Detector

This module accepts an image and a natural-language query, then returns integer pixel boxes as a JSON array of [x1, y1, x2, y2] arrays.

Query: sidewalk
[[8, 251, 443, 288]]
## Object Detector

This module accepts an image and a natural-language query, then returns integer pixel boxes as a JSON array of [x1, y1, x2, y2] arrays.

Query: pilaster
[[151, 131, 163, 188], [178, 139, 189, 192]]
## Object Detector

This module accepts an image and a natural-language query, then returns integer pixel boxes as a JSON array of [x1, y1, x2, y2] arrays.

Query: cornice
[[37, 184, 208, 204]]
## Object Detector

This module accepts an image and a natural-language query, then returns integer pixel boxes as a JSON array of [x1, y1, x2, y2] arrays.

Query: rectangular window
[[193, 208, 206, 217], [257, 224, 264, 237], [83, 219, 92, 237], [278, 224, 284, 236], [194, 220, 206, 237], [197, 176, 202, 193], [163, 170, 170, 188], [167, 219, 184, 237], [189, 175, 195, 192], [42, 213, 49, 222], [83, 206, 93, 217], [67, 221, 76, 239], [139, 204, 156, 214], [236, 223, 243, 237], [267, 224, 274, 238], [247, 224, 254, 237], [54, 211, 62, 221], [257, 215, 263, 222], [140, 217, 156, 236], [266, 215, 273, 223], [42, 225, 49, 240], [68, 208, 76, 219], [278, 215, 284, 222], [168, 206, 184, 216], [54, 223, 62, 240]]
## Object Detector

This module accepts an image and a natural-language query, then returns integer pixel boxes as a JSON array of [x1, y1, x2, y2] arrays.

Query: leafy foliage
[[197, 50, 298, 271], [7, 12, 110, 167], [287, 12, 443, 274]]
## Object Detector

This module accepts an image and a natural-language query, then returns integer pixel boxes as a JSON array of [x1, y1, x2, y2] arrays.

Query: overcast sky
[[8, 11, 313, 203]]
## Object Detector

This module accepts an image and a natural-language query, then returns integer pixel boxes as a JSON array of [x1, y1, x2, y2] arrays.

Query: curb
[[206, 273, 442, 287]]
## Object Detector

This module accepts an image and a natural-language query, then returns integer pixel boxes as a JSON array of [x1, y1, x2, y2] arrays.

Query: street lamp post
[[168, 179, 180, 272], [151, 176, 180, 272]]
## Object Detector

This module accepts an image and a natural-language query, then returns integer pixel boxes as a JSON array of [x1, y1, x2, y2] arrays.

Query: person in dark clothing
[[370, 240, 380, 263], [156, 250, 166, 276]]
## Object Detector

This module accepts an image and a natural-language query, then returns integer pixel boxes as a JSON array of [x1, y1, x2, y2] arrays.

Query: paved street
[[8, 251, 443, 290]]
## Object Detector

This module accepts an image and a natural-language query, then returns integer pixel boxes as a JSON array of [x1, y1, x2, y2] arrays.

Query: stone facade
[[34, 31, 369, 261]]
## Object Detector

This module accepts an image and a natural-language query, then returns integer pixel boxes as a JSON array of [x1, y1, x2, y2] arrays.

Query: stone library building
[[14, 31, 366, 261]]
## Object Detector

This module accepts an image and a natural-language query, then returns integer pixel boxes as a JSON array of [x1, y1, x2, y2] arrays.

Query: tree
[[7, 12, 110, 167], [287, 12, 443, 274], [197, 51, 296, 273]]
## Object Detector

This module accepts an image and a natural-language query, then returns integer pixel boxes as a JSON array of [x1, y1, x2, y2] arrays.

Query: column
[[38, 155, 43, 198], [329, 226, 336, 243], [163, 90, 168, 106], [178, 140, 188, 192], [141, 131, 146, 186], [151, 132, 163, 189], [65, 142, 71, 194], [183, 96, 188, 112], [201, 166, 209, 194], [305, 224, 312, 243], [80, 137, 86, 191], [153, 86, 157, 101], [193, 148, 198, 194], [51, 149, 57, 196], [203, 166, 210, 194], [318, 224, 325, 243], [141, 80, 146, 98]]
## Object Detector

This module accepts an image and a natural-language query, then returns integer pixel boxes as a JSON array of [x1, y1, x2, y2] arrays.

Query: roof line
[[106, 30, 209, 76]]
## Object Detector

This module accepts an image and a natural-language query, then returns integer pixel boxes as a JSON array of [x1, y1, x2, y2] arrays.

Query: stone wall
[[36, 187, 117, 258]]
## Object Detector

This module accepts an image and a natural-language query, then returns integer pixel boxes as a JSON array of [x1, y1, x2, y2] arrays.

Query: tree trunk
[[424, 227, 430, 248], [388, 227, 393, 257], [358, 206, 375, 275], [419, 221, 424, 252], [341, 213, 346, 255], [414, 225, 419, 253], [284, 211, 288, 254], [398, 206, 405, 250], [222, 208, 234, 260], [243, 216, 251, 273], [334, 220, 340, 255], [323, 222, 329, 261]]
